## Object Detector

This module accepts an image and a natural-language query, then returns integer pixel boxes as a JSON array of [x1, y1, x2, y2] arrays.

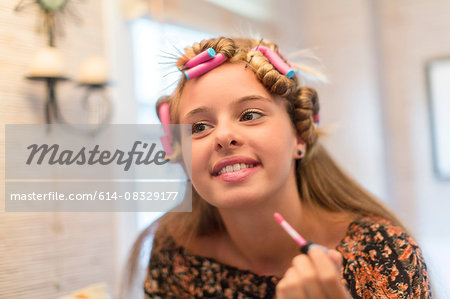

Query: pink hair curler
[[184, 53, 228, 80], [160, 135, 173, 156], [185, 48, 216, 69], [251, 45, 295, 79], [158, 102, 174, 156], [314, 113, 320, 123]]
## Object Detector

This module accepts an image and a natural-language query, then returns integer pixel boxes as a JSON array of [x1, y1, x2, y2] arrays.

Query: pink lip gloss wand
[[273, 212, 326, 254]]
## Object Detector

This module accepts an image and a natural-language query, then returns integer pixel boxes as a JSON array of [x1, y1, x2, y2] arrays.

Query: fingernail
[[308, 244, 328, 253]]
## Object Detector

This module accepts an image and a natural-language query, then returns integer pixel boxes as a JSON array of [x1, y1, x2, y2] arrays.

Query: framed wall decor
[[426, 58, 450, 180]]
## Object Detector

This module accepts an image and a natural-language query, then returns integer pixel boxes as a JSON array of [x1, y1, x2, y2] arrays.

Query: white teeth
[[217, 163, 254, 175]]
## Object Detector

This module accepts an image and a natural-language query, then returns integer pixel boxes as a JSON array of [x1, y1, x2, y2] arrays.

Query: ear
[[294, 134, 307, 159]]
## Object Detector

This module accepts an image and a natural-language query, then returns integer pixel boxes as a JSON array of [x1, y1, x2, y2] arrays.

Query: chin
[[203, 193, 265, 210]]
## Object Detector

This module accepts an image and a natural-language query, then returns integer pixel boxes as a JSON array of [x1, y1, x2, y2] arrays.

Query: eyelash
[[192, 122, 210, 134], [240, 109, 264, 121], [191, 109, 265, 134]]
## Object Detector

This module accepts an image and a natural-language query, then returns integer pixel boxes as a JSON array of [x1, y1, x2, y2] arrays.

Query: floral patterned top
[[144, 216, 432, 298]]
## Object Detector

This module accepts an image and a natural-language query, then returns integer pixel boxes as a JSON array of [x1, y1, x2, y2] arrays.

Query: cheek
[[180, 134, 194, 179], [264, 143, 295, 168], [188, 144, 213, 201], [188, 140, 211, 181], [252, 121, 297, 156]]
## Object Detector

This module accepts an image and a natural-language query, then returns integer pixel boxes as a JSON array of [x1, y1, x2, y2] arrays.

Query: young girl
[[125, 37, 431, 298]]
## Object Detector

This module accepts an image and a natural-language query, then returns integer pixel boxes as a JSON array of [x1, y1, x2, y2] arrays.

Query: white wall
[[292, 0, 388, 201], [290, 0, 450, 296], [0, 1, 116, 297], [376, 1, 450, 296]]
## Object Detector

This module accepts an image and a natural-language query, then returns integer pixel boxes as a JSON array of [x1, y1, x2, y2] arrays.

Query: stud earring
[[297, 150, 303, 157]]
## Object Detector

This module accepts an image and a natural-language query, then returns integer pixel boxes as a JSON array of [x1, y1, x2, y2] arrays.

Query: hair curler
[[184, 53, 228, 80], [314, 114, 320, 124], [158, 102, 173, 156], [251, 45, 295, 79], [185, 48, 216, 69]]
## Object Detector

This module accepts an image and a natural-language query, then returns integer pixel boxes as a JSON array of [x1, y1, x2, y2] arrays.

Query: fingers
[[326, 248, 343, 268], [292, 254, 325, 298], [308, 248, 350, 298], [276, 252, 329, 299], [276, 267, 308, 299], [276, 247, 351, 299]]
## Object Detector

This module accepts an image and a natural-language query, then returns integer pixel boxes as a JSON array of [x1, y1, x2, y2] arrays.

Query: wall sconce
[[26, 47, 111, 124], [15, 0, 111, 125]]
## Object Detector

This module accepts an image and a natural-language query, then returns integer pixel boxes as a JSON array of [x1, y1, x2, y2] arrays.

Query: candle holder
[[16, 0, 111, 127], [25, 75, 111, 127], [78, 82, 112, 125], [26, 75, 69, 124]]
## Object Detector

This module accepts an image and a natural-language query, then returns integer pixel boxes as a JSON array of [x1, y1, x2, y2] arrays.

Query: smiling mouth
[[215, 163, 256, 176]]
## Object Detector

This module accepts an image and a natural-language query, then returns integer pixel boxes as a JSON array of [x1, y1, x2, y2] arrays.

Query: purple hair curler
[[185, 48, 216, 69], [158, 102, 174, 156], [251, 45, 295, 79], [184, 53, 228, 80]]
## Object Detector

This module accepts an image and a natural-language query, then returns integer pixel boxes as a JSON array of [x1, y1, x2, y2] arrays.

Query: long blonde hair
[[119, 37, 402, 298]]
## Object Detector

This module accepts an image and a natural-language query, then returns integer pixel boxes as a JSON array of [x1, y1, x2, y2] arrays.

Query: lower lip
[[214, 166, 259, 183]]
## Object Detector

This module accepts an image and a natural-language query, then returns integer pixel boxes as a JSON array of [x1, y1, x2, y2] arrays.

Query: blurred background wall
[[0, 1, 116, 298], [1, 0, 449, 297]]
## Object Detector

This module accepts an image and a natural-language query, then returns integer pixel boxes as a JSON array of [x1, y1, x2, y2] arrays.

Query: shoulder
[[144, 230, 227, 298], [145, 231, 279, 298], [338, 215, 417, 257], [337, 215, 432, 298], [144, 230, 191, 297]]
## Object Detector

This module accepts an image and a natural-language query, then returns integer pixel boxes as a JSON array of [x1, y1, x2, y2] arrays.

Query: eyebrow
[[237, 95, 271, 104], [183, 106, 212, 121], [182, 95, 271, 121]]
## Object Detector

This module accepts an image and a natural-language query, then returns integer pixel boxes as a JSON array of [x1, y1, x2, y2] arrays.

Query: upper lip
[[211, 156, 259, 175]]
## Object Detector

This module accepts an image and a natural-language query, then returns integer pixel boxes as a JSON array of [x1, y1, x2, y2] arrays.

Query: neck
[[217, 200, 353, 277], [218, 197, 301, 276]]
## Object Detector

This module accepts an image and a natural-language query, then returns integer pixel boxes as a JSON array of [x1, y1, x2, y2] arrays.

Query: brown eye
[[192, 122, 211, 134], [240, 110, 263, 121]]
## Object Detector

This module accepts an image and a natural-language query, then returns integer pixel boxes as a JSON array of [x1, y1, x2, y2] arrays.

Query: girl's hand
[[276, 246, 351, 299]]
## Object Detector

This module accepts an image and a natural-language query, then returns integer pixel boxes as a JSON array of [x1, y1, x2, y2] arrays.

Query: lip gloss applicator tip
[[273, 212, 325, 254]]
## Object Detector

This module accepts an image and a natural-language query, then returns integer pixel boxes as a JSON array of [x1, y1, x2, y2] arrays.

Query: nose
[[214, 121, 241, 151]]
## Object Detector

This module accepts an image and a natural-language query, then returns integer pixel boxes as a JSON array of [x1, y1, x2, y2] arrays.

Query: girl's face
[[179, 63, 305, 209]]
